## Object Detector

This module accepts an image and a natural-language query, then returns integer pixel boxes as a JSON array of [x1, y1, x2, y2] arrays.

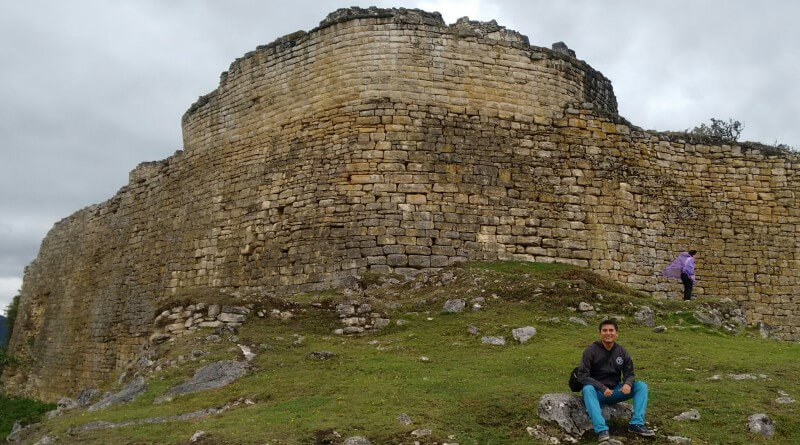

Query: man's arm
[[622, 349, 635, 387], [576, 348, 607, 392]]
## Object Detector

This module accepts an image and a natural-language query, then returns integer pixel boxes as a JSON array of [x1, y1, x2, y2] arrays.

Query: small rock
[[481, 336, 505, 346], [149, 333, 171, 344], [525, 425, 560, 443], [343, 436, 372, 445], [395, 319, 408, 326], [208, 304, 221, 317], [443, 299, 466, 313], [578, 302, 594, 312], [189, 430, 207, 443], [411, 429, 432, 437], [398, 413, 413, 425], [747, 413, 775, 437], [634, 306, 655, 327], [357, 303, 372, 314], [218, 313, 246, 323], [238, 344, 256, 361], [673, 409, 700, 421], [667, 436, 692, 444], [343, 326, 365, 334], [512, 326, 537, 343], [33, 436, 56, 445], [653, 325, 667, 333], [57, 397, 78, 411], [373, 318, 391, 329], [568, 317, 587, 326], [467, 325, 479, 335], [336, 303, 356, 317], [420, 356, 430, 362], [776, 396, 795, 404]]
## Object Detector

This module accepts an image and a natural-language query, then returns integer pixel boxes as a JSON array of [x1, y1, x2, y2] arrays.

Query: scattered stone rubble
[[333, 301, 391, 335], [151, 303, 253, 343]]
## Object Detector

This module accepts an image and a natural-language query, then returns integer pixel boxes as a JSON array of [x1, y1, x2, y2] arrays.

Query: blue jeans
[[582, 381, 648, 433]]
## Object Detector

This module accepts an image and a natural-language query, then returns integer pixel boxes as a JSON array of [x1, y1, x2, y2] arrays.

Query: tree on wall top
[[689, 118, 744, 143]]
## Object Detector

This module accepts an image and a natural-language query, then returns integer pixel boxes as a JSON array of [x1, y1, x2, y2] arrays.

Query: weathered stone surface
[[747, 413, 775, 437], [537, 393, 632, 436], [343, 437, 372, 445], [6, 5, 800, 400], [443, 299, 466, 313], [673, 409, 700, 421], [667, 436, 692, 444], [511, 326, 537, 343], [155, 361, 247, 403], [76, 386, 100, 406], [634, 306, 655, 327], [481, 336, 506, 346], [88, 377, 147, 411], [694, 307, 723, 328]]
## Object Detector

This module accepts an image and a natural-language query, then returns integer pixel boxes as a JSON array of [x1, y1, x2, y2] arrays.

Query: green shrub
[[0, 394, 55, 441]]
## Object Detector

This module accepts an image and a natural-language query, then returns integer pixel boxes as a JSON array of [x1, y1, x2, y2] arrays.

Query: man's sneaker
[[597, 430, 610, 442], [628, 424, 655, 436]]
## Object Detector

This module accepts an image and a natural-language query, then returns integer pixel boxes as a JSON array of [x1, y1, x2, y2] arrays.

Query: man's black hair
[[599, 318, 618, 331], [688, 250, 698, 255]]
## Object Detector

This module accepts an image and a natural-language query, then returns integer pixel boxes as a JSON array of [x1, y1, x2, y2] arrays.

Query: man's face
[[600, 324, 618, 345]]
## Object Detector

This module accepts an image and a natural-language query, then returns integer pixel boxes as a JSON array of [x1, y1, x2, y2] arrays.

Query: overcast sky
[[1, 0, 798, 312]]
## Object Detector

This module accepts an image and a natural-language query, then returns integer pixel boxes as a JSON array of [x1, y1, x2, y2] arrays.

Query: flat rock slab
[[155, 360, 247, 403], [88, 377, 147, 412], [538, 393, 632, 437]]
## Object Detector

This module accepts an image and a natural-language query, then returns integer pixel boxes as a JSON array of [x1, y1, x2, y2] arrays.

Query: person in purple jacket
[[663, 250, 697, 300]]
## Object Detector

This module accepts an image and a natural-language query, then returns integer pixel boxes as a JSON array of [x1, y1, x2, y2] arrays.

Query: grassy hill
[[2, 262, 798, 444]]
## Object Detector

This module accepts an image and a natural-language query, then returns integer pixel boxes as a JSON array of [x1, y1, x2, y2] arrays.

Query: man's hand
[[621, 383, 631, 395], [603, 388, 613, 397]]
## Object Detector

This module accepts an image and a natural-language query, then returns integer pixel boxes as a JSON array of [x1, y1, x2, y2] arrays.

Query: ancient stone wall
[[4, 7, 799, 400]]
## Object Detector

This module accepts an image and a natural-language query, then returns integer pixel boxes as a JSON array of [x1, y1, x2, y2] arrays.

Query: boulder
[[537, 393, 632, 436], [76, 387, 100, 406], [747, 413, 775, 437], [88, 377, 147, 411], [443, 299, 466, 313], [694, 307, 722, 328], [481, 336, 506, 346], [155, 360, 247, 403], [512, 326, 537, 343], [634, 306, 655, 327]]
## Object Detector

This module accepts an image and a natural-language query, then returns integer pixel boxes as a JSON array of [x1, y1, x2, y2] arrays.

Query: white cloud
[[0, 277, 22, 313]]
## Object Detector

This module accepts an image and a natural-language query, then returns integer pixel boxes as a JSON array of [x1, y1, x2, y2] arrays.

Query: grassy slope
[[9, 262, 800, 444]]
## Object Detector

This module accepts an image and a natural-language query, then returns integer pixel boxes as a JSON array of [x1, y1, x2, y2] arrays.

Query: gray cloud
[[1, 0, 798, 310]]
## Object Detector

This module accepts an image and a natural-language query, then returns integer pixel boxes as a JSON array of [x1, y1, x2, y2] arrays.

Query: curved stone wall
[[4, 7, 799, 400]]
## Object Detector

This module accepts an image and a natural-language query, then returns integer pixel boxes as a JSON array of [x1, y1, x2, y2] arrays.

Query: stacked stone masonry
[[4, 7, 800, 400]]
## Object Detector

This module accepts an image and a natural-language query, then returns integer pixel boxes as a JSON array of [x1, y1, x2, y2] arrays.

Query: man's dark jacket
[[576, 340, 635, 391]]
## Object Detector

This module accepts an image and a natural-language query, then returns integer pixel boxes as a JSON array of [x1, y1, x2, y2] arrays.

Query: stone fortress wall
[[5, 7, 800, 400]]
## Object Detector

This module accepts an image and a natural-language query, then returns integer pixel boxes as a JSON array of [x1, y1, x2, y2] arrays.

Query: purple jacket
[[663, 252, 695, 281]]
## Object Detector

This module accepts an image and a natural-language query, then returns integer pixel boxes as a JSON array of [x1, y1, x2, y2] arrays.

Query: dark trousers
[[681, 273, 693, 300]]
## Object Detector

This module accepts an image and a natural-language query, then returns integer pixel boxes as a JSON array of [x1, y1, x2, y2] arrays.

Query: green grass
[[10, 263, 800, 444], [0, 393, 55, 440]]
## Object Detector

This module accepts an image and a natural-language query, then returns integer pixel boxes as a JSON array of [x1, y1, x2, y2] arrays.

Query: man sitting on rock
[[575, 319, 654, 442]]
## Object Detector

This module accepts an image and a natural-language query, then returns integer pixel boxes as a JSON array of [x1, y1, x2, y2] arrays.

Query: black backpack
[[568, 366, 583, 392]]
